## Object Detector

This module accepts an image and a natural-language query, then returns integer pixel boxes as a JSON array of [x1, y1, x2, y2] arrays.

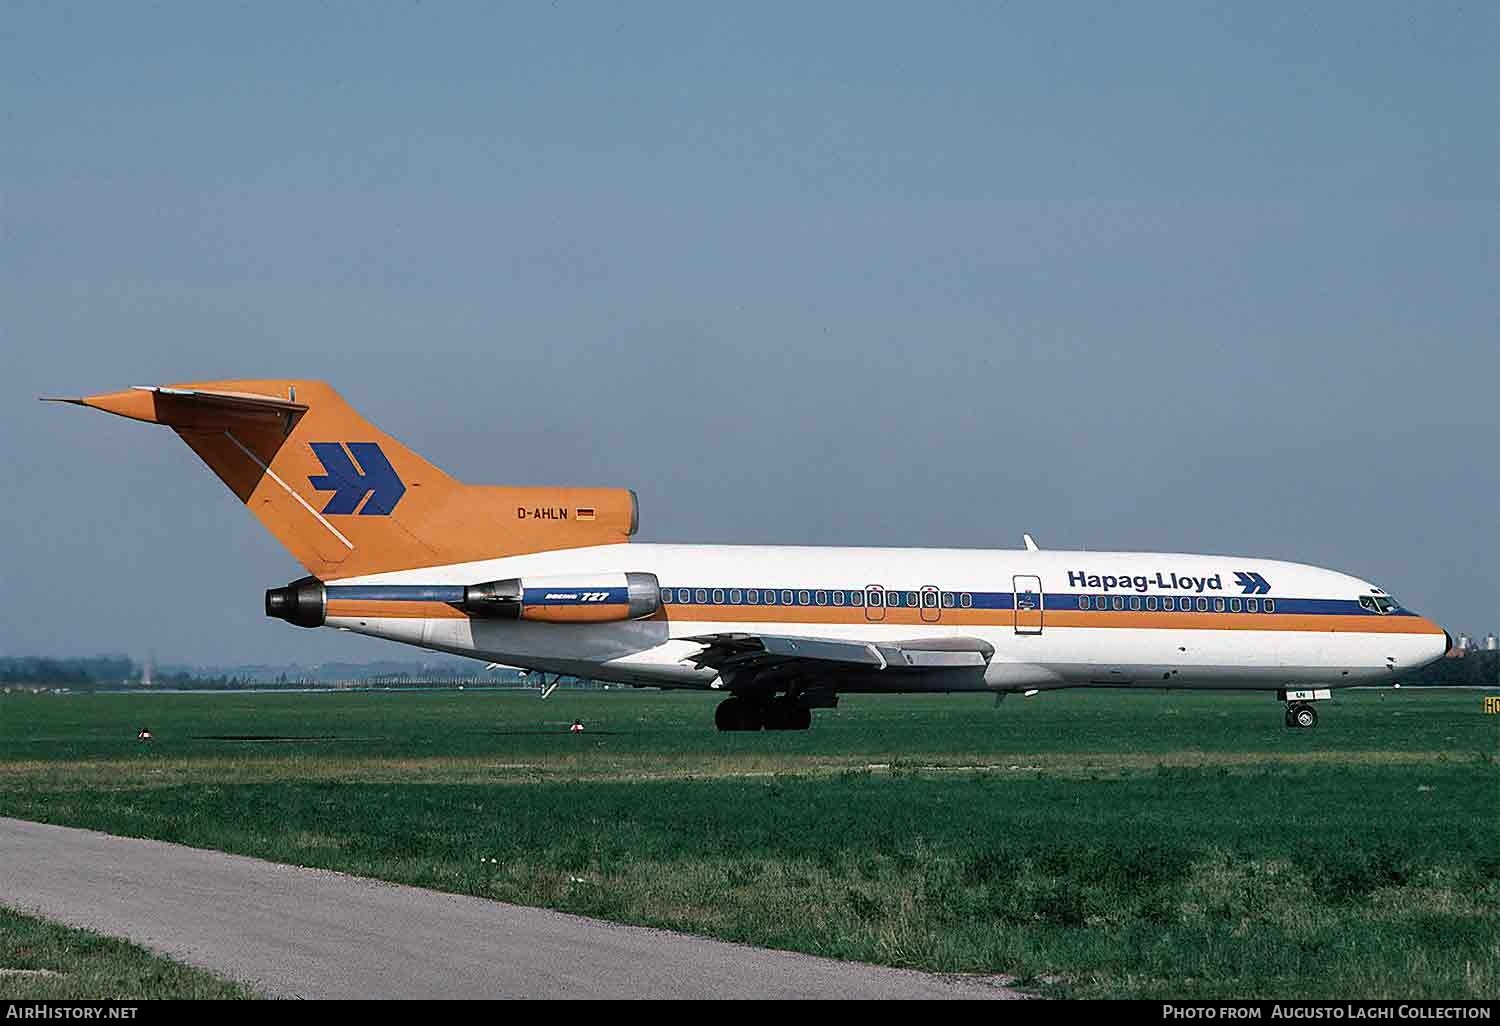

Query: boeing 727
[[45, 380, 1451, 730]]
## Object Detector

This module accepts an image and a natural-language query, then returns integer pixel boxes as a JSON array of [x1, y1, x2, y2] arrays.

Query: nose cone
[[1414, 621, 1452, 669]]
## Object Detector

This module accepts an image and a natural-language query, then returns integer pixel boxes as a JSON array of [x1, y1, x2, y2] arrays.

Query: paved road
[[0, 818, 1025, 999]]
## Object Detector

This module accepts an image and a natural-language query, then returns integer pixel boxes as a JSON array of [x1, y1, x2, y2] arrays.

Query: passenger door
[[920, 585, 941, 623], [1013, 575, 1043, 635]]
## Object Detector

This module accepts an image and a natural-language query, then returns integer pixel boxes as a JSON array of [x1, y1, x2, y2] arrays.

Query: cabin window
[[782, 590, 794, 605], [832, 591, 845, 606], [1246, 598, 1258, 612], [747, 589, 759, 604], [850, 590, 865, 606], [1146, 596, 1158, 611], [905, 591, 919, 608], [1163, 597, 1175, 610], [922, 591, 938, 608], [941, 592, 955, 608], [1196, 597, 1209, 612], [695, 589, 708, 604], [1230, 598, 1241, 612], [763, 590, 776, 605], [660, 588, 674, 603], [1213, 597, 1225, 612], [868, 590, 883, 607], [1112, 596, 1124, 610], [730, 589, 742, 604], [1129, 597, 1142, 611], [1079, 595, 1091, 610], [712, 589, 725, 604], [1264, 599, 1275, 613], [815, 591, 827, 605], [960, 593, 973, 608], [798, 590, 811, 605]]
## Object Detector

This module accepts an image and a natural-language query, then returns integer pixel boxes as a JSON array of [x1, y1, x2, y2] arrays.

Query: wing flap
[[759, 635, 887, 667], [686, 632, 993, 689]]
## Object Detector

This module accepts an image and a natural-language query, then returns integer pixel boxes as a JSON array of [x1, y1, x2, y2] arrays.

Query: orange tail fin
[[43, 381, 636, 579]]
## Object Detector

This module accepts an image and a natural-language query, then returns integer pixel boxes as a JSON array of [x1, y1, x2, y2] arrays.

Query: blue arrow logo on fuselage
[[308, 442, 406, 516], [1233, 571, 1271, 595]]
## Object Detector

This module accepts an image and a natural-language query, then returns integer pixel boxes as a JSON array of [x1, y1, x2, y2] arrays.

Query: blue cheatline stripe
[[326, 583, 1415, 619], [657, 587, 1411, 617], [326, 585, 465, 603], [522, 587, 630, 606]]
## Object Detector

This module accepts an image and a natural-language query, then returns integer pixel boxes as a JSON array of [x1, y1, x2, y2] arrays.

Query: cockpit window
[[1359, 594, 1399, 614]]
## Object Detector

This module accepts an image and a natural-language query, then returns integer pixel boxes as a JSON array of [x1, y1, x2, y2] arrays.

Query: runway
[[0, 817, 1024, 1000]]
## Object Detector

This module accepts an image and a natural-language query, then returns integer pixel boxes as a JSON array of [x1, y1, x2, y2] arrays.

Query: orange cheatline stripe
[[326, 600, 468, 620]]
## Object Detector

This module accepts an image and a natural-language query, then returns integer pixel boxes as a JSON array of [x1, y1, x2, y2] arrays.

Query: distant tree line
[[0, 656, 136, 685], [0, 656, 535, 690], [1401, 649, 1499, 686]]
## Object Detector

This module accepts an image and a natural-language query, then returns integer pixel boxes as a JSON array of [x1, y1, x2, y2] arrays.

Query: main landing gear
[[715, 695, 812, 732], [1279, 688, 1330, 729]]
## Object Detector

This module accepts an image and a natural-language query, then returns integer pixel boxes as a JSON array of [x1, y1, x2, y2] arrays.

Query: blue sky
[[4, 2, 1496, 663]]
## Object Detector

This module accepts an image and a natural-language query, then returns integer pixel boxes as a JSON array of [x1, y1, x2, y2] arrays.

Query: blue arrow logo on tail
[[1233, 571, 1271, 595], [308, 442, 406, 516]]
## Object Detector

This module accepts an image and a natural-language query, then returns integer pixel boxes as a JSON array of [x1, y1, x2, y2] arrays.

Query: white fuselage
[[318, 544, 1448, 693]]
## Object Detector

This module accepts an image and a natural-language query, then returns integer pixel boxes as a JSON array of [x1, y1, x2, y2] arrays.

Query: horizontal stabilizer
[[41, 385, 306, 427]]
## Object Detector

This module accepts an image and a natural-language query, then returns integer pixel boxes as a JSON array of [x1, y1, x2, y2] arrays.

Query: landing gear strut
[[714, 696, 812, 732]]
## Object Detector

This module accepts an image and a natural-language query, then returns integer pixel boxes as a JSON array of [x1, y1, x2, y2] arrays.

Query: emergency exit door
[[1013, 575, 1043, 635]]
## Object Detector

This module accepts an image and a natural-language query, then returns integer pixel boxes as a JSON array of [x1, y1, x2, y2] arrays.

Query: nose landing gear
[[1285, 703, 1318, 729], [1279, 688, 1330, 729]]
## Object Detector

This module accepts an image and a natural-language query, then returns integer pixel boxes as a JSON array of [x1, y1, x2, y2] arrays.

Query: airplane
[[44, 380, 1452, 731]]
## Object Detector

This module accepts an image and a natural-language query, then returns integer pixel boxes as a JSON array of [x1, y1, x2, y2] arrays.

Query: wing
[[684, 632, 993, 694]]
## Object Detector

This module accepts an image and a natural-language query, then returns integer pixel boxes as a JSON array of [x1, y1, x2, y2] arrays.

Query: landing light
[[1023, 689, 1039, 698]]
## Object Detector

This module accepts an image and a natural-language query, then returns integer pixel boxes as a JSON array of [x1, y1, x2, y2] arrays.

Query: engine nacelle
[[265, 576, 326, 628], [463, 572, 661, 623], [266, 571, 661, 627]]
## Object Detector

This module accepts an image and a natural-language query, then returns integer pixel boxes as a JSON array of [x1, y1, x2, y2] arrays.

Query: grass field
[[1, 686, 1496, 999], [0, 906, 255, 1000]]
